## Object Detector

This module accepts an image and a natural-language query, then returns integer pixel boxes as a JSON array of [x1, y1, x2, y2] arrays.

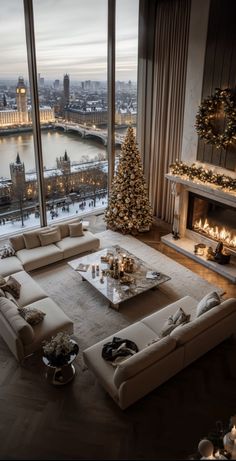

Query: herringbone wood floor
[[0, 216, 235, 461]]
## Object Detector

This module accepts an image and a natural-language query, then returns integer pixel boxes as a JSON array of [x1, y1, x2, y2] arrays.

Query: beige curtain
[[138, 0, 190, 222]]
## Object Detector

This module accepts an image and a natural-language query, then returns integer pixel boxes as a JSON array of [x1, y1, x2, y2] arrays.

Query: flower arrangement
[[42, 332, 78, 366]]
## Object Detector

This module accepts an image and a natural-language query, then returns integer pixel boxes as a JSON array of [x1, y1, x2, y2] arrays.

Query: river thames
[[0, 129, 107, 178]]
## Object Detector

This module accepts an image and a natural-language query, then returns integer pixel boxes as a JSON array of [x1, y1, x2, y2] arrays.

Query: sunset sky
[[0, 0, 138, 82]]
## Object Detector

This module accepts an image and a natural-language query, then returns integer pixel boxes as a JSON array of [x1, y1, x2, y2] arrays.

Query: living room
[[0, 0, 236, 460]]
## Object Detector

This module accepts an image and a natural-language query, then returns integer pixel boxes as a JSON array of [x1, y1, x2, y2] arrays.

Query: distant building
[[64, 107, 108, 126], [63, 74, 70, 105], [0, 76, 55, 127], [54, 79, 60, 90]]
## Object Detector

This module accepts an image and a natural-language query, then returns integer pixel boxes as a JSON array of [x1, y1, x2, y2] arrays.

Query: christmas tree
[[104, 126, 153, 234]]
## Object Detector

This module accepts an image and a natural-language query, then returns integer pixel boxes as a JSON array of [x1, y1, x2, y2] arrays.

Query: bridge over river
[[55, 122, 125, 146]]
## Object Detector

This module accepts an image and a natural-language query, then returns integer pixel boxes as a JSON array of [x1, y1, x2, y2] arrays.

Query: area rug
[[31, 229, 222, 352]]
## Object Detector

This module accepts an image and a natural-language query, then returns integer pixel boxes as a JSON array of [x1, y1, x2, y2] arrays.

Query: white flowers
[[43, 332, 74, 358]]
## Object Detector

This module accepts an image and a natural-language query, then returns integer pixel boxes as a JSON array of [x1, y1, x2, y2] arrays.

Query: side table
[[42, 340, 79, 386]]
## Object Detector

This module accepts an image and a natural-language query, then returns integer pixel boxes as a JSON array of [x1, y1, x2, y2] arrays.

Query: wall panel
[[197, 0, 236, 171]]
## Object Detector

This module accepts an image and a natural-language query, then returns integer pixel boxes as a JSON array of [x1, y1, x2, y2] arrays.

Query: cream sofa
[[0, 266, 74, 362], [83, 295, 236, 409], [4, 217, 100, 272]]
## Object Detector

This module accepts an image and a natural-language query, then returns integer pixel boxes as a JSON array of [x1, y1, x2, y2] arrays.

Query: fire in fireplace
[[187, 192, 236, 250]]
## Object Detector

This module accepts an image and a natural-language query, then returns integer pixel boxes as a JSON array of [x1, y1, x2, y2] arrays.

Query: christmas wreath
[[195, 88, 236, 149]]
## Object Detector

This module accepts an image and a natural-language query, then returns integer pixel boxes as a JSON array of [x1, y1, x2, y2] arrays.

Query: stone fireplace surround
[[161, 169, 236, 283]]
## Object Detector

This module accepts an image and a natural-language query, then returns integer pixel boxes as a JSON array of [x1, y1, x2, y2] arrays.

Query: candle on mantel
[[231, 426, 236, 441], [231, 426, 236, 461]]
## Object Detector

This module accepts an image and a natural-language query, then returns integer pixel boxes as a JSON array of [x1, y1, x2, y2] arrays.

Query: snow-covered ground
[[0, 195, 108, 238]]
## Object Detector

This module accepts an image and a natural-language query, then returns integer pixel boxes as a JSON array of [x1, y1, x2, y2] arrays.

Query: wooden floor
[[0, 216, 235, 461]]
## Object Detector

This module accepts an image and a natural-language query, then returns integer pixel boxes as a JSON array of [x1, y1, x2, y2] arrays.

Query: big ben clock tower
[[16, 76, 28, 123]]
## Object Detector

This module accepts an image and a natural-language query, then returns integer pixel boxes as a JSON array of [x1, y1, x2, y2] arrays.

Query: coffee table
[[68, 246, 171, 310]]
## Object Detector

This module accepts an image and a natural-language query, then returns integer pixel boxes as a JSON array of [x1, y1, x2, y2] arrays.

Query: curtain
[[138, 0, 191, 222]]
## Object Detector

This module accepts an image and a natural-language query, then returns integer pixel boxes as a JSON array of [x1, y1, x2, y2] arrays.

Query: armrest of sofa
[[113, 336, 176, 389]]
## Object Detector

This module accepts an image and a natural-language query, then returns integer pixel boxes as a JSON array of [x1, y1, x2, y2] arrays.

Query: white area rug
[[32, 230, 221, 352]]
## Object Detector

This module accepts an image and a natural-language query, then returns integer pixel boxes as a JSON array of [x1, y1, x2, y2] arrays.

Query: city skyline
[[0, 0, 138, 81]]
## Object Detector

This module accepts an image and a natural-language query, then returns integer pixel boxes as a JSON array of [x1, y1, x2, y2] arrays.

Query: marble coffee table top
[[68, 246, 171, 310]]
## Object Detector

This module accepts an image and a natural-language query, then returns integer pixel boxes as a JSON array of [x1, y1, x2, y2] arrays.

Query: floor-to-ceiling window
[[33, 0, 108, 225], [0, 0, 39, 235], [0, 0, 139, 237], [115, 0, 138, 158]]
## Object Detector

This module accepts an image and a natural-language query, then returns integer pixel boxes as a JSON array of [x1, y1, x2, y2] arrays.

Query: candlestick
[[91, 264, 95, 273]]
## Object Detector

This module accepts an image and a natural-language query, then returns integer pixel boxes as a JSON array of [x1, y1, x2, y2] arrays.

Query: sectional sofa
[[5, 217, 100, 272], [0, 218, 100, 361], [83, 295, 236, 409]]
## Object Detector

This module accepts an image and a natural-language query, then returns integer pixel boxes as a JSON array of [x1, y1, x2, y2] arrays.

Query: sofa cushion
[[39, 227, 61, 246], [9, 234, 25, 251], [196, 291, 221, 317], [9, 270, 47, 307], [16, 244, 63, 272], [55, 231, 100, 259], [113, 336, 176, 388], [23, 230, 41, 249], [0, 297, 34, 345], [18, 306, 46, 326], [69, 222, 84, 237], [0, 256, 23, 277], [171, 298, 236, 345]]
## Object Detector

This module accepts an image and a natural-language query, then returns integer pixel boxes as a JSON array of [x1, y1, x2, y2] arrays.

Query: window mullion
[[107, 0, 116, 193], [23, 0, 47, 227]]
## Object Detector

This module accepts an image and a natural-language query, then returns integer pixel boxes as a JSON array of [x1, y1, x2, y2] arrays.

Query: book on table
[[76, 263, 90, 272]]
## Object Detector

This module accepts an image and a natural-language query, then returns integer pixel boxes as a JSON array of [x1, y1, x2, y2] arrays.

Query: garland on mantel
[[195, 88, 236, 148], [169, 161, 236, 192]]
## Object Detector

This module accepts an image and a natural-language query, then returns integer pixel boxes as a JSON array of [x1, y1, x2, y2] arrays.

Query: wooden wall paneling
[[197, 0, 236, 171]]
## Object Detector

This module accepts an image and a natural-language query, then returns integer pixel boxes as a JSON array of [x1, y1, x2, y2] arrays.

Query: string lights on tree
[[195, 88, 236, 148], [169, 161, 236, 192], [104, 126, 153, 234]]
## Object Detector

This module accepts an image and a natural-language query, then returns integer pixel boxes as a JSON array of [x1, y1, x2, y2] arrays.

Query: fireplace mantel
[[166, 173, 236, 208]]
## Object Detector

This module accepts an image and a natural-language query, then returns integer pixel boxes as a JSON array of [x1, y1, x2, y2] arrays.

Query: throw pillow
[[18, 306, 46, 325], [1, 276, 21, 299], [0, 244, 16, 259], [196, 291, 221, 317], [0, 288, 6, 297], [0, 276, 5, 287], [69, 222, 84, 237], [23, 230, 41, 249], [39, 227, 61, 246], [9, 234, 25, 251], [160, 307, 190, 338]]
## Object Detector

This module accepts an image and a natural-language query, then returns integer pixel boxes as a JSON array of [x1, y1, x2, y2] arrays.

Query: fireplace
[[187, 192, 236, 250]]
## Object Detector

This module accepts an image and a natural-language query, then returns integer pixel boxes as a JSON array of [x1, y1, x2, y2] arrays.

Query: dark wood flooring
[[0, 216, 235, 461]]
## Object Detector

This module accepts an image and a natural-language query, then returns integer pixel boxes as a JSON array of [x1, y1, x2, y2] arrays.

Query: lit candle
[[231, 426, 236, 441]]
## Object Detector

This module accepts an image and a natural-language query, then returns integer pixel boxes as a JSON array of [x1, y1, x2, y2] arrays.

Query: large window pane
[[0, 1, 39, 236], [115, 0, 139, 156], [33, 0, 108, 224]]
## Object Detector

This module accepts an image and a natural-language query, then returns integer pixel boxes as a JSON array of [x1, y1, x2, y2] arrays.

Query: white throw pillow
[[196, 291, 221, 317]]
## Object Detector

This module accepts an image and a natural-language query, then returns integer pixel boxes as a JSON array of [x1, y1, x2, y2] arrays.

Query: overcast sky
[[0, 0, 139, 82]]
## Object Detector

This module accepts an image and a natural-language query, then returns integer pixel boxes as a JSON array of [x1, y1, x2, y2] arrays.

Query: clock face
[[20, 89, 26, 93]]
